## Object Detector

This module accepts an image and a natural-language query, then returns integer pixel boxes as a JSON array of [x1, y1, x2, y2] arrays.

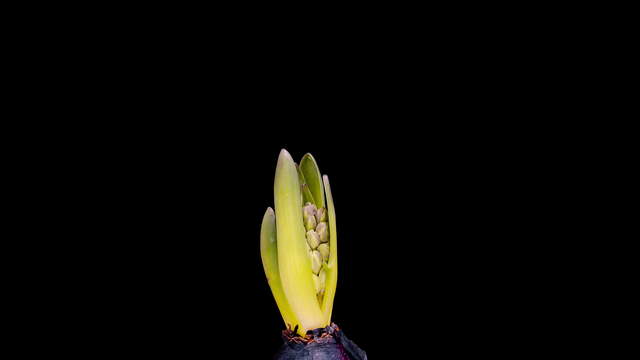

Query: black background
[[75, 129, 551, 358], [37, 15, 564, 356], [16, 4, 594, 356]]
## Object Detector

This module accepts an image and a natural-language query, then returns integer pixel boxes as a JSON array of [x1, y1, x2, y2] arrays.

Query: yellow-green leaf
[[260, 207, 298, 328], [274, 149, 325, 334]]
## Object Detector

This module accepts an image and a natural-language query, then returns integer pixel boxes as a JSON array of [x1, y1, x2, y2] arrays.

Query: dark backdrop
[[34, 6, 568, 357], [83, 130, 547, 358]]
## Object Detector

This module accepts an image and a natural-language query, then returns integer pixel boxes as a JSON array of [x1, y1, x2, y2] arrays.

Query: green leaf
[[297, 164, 317, 205], [320, 175, 338, 323], [260, 207, 298, 328], [274, 149, 325, 334], [299, 153, 325, 208]]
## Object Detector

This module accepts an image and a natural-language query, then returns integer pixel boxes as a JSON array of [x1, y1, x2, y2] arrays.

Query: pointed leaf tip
[[279, 148, 293, 161], [300, 153, 325, 208]]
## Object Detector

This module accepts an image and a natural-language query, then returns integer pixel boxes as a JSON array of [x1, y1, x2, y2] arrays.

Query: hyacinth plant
[[260, 150, 367, 360]]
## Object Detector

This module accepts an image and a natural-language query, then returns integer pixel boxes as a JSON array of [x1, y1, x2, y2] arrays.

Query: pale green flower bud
[[306, 230, 320, 249], [310, 250, 322, 274], [304, 214, 317, 231], [318, 269, 326, 289], [303, 203, 317, 219], [312, 273, 323, 295], [316, 207, 327, 223], [316, 269, 326, 298], [317, 243, 329, 262], [316, 222, 328, 243]]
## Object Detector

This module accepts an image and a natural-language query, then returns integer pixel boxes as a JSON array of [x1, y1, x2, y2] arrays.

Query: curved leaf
[[260, 207, 298, 328], [300, 153, 325, 208], [321, 175, 338, 323], [274, 149, 325, 334]]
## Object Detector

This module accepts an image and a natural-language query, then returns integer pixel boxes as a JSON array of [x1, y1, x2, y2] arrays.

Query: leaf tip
[[279, 148, 293, 161]]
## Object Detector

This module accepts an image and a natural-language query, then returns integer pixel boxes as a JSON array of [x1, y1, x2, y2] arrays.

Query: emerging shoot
[[260, 149, 338, 336]]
